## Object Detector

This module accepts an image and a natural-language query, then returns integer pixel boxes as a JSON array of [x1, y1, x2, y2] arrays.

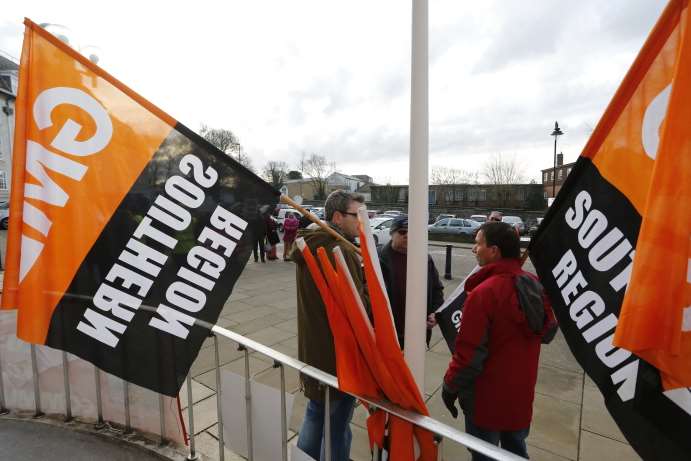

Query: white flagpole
[[404, 0, 429, 392]]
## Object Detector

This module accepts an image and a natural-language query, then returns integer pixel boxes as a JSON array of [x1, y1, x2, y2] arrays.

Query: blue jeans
[[465, 414, 530, 460], [297, 392, 356, 461]]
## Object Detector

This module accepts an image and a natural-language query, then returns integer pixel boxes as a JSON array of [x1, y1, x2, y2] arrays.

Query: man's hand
[[441, 386, 459, 418], [426, 313, 437, 328]]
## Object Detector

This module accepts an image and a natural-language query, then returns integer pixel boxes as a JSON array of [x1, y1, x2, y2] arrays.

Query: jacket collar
[[466, 258, 522, 291]]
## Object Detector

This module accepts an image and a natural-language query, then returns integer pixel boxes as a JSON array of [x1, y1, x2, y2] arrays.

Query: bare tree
[[200, 124, 240, 154], [234, 148, 255, 172], [263, 161, 288, 188], [300, 153, 335, 200], [482, 154, 525, 184], [200, 124, 255, 172], [430, 166, 480, 184]]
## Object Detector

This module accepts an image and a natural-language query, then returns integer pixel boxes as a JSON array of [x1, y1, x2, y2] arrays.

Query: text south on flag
[[529, 1, 691, 459], [2, 19, 279, 397]]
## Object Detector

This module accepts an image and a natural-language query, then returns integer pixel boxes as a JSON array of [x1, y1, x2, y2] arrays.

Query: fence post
[[324, 386, 331, 461], [30, 344, 43, 418], [0, 344, 8, 415], [444, 245, 452, 280], [62, 351, 72, 422], [274, 361, 288, 461], [186, 375, 199, 460]]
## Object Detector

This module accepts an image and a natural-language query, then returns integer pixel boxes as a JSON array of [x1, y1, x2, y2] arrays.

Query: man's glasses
[[341, 211, 358, 218], [396, 229, 408, 235]]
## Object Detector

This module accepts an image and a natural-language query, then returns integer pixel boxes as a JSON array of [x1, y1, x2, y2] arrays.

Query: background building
[[0, 53, 18, 202], [541, 153, 575, 198], [371, 183, 546, 211]]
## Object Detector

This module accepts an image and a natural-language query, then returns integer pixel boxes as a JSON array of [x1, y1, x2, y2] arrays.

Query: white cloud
[[0, 0, 667, 183]]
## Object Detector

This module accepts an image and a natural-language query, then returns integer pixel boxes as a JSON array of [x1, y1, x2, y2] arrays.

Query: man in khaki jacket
[[291, 190, 368, 461]]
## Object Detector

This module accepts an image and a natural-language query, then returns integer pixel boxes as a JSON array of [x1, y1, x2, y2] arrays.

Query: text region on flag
[[76, 153, 248, 347]]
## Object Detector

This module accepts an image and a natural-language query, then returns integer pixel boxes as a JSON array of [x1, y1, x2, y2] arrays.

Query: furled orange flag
[[294, 238, 380, 399], [299, 218, 437, 460], [356, 210, 437, 461]]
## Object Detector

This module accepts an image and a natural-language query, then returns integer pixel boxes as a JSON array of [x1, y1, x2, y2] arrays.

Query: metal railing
[[182, 321, 526, 461], [0, 317, 525, 460]]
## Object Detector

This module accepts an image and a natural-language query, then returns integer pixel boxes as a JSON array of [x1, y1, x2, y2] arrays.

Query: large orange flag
[[529, 1, 691, 458], [612, 0, 691, 390], [2, 19, 279, 397]]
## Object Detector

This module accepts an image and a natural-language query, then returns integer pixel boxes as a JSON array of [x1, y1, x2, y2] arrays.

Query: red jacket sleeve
[[443, 286, 492, 394]]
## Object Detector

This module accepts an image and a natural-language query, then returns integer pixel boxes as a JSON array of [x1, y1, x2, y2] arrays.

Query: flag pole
[[404, 0, 429, 392]]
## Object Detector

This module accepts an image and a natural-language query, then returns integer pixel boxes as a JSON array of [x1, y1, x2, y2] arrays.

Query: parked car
[[369, 216, 394, 246], [310, 206, 325, 219], [502, 215, 526, 235], [0, 201, 8, 230], [529, 217, 544, 237], [367, 209, 381, 218], [469, 214, 487, 223], [275, 208, 302, 231], [428, 218, 480, 236], [434, 213, 455, 223], [383, 210, 404, 216]]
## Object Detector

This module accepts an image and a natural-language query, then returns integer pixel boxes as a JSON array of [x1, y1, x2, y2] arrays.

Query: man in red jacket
[[442, 221, 556, 460]]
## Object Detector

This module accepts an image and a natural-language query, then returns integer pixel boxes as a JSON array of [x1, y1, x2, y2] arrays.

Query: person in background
[[378, 215, 444, 348], [282, 212, 299, 261], [291, 190, 368, 461], [265, 213, 280, 260], [251, 211, 267, 263], [441, 222, 557, 460], [488, 210, 503, 222]]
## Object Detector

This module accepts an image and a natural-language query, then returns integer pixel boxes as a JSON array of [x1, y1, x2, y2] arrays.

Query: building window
[[428, 190, 437, 204], [454, 189, 464, 201], [444, 189, 454, 202], [468, 189, 477, 201], [549, 171, 554, 181], [543, 172, 548, 182], [558, 169, 563, 180], [517, 188, 526, 200], [398, 188, 407, 202], [478, 190, 487, 201], [0, 171, 7, 190]]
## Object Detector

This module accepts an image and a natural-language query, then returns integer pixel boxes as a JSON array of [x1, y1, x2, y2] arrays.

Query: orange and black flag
[[529, 1, 690, 459], [2, 19, 279, 396]]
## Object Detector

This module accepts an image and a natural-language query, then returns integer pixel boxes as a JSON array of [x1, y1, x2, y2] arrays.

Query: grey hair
[[325, 190, 364, 221]]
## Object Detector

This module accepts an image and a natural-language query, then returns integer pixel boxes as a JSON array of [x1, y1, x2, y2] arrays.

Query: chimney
[[557, 152, 563, 166]]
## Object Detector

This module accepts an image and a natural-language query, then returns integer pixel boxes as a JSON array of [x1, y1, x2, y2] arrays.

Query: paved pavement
[[182, 242, 641, 461], [0, 418, 170, 460]]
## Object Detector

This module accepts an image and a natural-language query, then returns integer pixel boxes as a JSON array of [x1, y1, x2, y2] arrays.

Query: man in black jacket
[[378, 216, 444, 348]]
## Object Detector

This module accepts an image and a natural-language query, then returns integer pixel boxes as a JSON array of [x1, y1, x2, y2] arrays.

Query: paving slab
[[581, 380, 628, 444], [578, 430, 639, 461], [529, 393, 581, 460], [535, 364, 583, 405], [179, 379, 215, 410]]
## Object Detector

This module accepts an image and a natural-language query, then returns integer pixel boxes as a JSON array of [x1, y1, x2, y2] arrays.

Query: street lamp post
[[550, 121, 563, 198]]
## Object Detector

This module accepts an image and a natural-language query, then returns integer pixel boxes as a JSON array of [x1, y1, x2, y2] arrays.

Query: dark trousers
[[465, 414, 530, 460], [252, 235, 266, 262]]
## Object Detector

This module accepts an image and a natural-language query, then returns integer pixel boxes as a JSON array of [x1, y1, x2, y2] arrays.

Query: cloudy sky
[[0, 0, 667, 184]]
